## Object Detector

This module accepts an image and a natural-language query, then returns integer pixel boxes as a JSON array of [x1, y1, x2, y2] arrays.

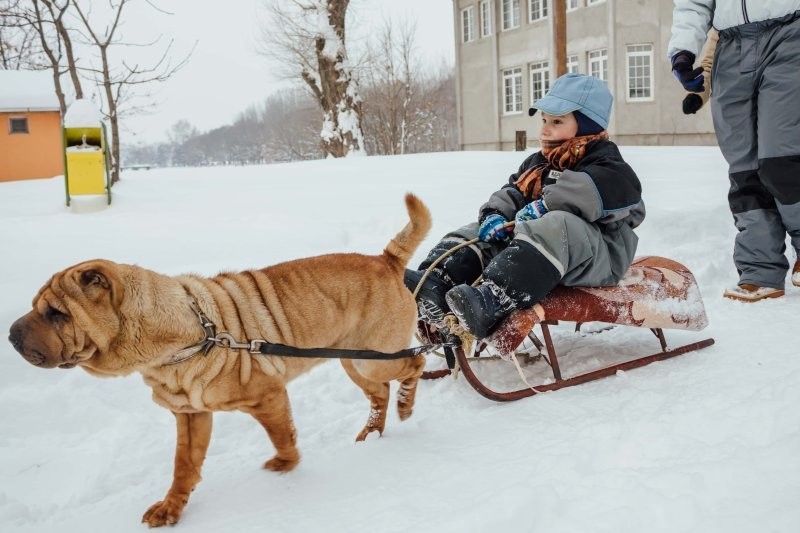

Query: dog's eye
[[45, 306, 69, 322]]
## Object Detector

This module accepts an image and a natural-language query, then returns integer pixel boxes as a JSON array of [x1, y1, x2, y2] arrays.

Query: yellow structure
[[0, 70, 64, 182], [63, 123, 111, 205], [62, 99, 112, 205]]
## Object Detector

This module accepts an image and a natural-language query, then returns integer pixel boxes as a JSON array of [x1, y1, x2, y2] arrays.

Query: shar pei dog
[[8, 193, 431, 527]]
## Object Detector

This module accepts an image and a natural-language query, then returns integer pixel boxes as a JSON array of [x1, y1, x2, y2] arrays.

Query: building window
[[588, 48, 608, 83], [587, 0, 605, 4], [461, 6, 475, 43], [503, 67, 523, 114], [626, 43, 654, 100], [529, 61, 550, 103], [529, 0, 548, 22], [8, 117, 29, 134], [480, 1, 492, 37], [502, 0, 520, 30], [567, 54, 579, 73], [567, 0, 580, 10]]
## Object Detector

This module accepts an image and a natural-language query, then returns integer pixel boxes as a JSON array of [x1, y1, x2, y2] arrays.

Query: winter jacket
[[479, 139, 645, 232], [668, 0, 800, 57]]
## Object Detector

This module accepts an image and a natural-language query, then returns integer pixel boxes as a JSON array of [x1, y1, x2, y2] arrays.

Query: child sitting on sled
[[405, 73, 645, 339]]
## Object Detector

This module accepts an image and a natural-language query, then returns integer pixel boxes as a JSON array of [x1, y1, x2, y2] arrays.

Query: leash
[[165, 300, 453, 366]]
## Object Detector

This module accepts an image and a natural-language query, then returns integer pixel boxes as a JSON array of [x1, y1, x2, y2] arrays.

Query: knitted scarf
[[514, 131, 609, 198]]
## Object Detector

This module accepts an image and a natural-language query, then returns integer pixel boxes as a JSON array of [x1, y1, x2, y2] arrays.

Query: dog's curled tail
[[383, 193, 432, 270]]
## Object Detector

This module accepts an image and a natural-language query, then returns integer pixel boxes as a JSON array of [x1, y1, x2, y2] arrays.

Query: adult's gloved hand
[[478, 214, 510, 242], [515, 198, 548, 223], [682, 93, 704, 115], [671, 51, 704, 92]]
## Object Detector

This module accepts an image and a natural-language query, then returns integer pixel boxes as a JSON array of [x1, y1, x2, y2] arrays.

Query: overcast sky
[[115, 0, 455, 144]]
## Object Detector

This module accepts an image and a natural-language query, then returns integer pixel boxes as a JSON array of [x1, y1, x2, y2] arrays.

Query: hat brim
[[531, 94, 581, 117]]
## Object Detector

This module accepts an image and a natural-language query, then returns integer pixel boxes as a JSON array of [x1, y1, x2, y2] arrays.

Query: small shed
[[0, 70, 63, 182]]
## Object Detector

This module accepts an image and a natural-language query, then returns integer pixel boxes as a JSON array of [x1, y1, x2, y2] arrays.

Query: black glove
[[671, 51, 704, 93], [682, 93, 703, 114]]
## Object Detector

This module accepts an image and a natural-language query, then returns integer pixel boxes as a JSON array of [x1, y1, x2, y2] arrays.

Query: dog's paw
[[355, 426, 383, 442], [142, 497, 185, 528], [264, 453, 299, 473]]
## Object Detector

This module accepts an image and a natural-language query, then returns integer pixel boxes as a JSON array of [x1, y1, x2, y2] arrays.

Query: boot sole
[[723, 288, 785, 302]]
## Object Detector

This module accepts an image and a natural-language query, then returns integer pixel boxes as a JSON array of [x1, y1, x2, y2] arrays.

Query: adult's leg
[[712, 29, 788, 289], [757, 16, 800, 268]]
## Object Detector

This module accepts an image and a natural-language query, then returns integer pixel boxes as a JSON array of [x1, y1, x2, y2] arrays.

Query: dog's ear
[[75, 261, 123, 307]]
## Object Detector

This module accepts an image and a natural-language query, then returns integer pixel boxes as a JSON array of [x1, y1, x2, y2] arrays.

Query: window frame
[[587, 0, 606, 5], [588, 48, 608, 83], [461, 6, 476, 43], [529, 61, 550, 104], [528, 0, 548, 22], [502, 67, 523, 115], [8, 117, 29, 134], [626, 43, 655, 102], [480, 0, 492, 38], [502, 0, 521, 31], [567, 54, 579, 74], [567, 0, 580, 11]]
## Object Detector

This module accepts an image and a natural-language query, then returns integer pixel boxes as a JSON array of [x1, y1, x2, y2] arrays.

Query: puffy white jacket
[[668, 0, 800, 58]]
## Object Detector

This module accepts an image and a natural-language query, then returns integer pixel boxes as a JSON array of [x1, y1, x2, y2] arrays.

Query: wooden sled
[[420, 256, 715, 401]]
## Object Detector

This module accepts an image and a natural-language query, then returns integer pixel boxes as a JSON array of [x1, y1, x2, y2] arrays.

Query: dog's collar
[[164, 300, 218, 365]]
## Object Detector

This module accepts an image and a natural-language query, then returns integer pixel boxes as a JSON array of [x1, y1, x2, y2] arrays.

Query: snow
[[0, 70, 59, 112], [1, 147, 798, 532], [63, 99, 103, 128]]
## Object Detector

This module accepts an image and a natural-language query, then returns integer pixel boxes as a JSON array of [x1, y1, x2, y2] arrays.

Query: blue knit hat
[[528, 73, 613, 129]]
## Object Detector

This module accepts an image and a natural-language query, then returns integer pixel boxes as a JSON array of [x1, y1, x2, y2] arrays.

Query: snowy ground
[[1, 148, 798, 533]]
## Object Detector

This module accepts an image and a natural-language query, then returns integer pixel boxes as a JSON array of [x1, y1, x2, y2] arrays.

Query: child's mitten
[[478, 214, 510, 242], [515, 199, 548, 223]]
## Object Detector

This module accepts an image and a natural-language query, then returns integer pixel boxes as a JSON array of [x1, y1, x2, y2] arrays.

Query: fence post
[[515, 131, 527, 151]]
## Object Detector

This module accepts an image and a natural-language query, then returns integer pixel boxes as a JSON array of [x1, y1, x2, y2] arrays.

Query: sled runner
[[420, 256, 715, 401]]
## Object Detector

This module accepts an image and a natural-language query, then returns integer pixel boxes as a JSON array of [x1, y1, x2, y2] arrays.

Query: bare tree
[[360, 18, 417, 155], [0, 1, 41, 70], [71, 0, 191, 184], [260, 0, 365, 158]]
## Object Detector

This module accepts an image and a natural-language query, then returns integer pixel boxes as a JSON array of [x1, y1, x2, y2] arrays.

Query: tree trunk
[[312, 0, 364, 157]]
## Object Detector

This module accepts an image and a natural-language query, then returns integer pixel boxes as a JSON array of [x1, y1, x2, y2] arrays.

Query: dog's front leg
[[142, 411, 213, 527], [245, 387, 301, 473]]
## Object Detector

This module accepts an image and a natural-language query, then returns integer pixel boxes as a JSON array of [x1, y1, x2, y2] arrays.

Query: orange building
[[0, 70, 64, 182]]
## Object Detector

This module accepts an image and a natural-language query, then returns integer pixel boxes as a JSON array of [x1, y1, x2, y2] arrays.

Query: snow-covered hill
[[1, 148, 797, 532]]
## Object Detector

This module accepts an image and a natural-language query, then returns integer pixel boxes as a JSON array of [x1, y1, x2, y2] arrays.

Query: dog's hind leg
[[142, 411, 213, 528], [245, 388, 301, 473], [396, 355, 426, 421], [340, 359, 391, 442]]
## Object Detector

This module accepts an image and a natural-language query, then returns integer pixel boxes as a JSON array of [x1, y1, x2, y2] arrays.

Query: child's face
[[540, 112, 579, 142]]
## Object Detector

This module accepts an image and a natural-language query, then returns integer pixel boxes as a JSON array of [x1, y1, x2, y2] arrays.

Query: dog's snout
[[9, 321, 24, 353]]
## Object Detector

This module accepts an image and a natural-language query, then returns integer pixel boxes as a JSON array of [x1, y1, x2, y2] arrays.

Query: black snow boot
[[404, 269, 452, 326], [445, 282, 516, 339]]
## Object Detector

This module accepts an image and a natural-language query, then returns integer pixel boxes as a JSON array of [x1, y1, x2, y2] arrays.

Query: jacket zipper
[[741, 0, 750, 23]]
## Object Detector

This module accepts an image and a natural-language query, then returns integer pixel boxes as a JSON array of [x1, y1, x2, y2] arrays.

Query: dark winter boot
[[445, 281, 517, 339], [404, 269, 451, 326]]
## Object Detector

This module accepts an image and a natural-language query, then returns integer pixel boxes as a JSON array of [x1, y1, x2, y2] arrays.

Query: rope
[[411, 220, 516, 355]]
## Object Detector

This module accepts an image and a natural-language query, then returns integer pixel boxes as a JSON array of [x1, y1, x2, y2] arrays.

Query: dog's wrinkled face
[[9, 260, 123, 373]]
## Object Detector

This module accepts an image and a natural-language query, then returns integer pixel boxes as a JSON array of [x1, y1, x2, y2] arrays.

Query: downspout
[[606, 0, 617, 139], [453, 0, 465, 150], [492, 1, 501, 150]]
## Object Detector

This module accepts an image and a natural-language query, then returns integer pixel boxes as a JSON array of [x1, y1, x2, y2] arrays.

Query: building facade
[[452, 0, 716, 150], [0, 70, 63, 182]]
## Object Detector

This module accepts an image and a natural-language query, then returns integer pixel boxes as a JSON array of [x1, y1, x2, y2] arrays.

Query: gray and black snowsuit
[[669, 0, 800, 288], [418, 139, 645, 309]]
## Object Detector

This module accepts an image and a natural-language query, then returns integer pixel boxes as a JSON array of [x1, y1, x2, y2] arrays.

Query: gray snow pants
[[711, 12, 800, 288], [418, 211, 637, 307]]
